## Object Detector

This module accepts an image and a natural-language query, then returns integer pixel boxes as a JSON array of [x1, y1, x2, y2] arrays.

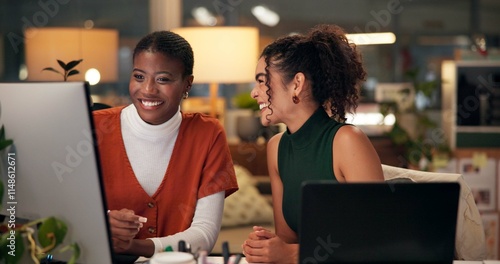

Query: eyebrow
[[132, 68, 173, 76], [255, 73, 266, 81]]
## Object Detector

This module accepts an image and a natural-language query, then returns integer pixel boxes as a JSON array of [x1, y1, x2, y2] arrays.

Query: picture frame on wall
[[459, 157, 497, 211]]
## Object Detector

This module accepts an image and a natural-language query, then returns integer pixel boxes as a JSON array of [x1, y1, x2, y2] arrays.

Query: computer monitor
[[0, 82, 113, 263], [299, 181, 460, 264]]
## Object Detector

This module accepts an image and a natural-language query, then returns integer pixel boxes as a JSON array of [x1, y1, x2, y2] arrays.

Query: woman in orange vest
[[93, 30, 238, 258]]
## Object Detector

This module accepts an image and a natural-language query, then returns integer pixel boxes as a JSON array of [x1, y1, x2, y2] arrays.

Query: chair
[[382, 164, 487, 261]]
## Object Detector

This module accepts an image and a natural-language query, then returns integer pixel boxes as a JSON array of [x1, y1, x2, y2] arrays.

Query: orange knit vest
[[93, 107, 238, 239]]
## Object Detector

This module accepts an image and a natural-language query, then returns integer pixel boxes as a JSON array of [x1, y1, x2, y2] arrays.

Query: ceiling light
[[251, 5, 279, 27], [191, 7, 217, 26], [346, 32, 396, 45]]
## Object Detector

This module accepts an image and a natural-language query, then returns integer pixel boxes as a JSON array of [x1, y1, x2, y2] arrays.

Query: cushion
[[221, 165, 274, 227]]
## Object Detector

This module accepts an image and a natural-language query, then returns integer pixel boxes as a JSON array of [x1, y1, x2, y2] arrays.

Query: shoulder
[[92, 106, 123, 118], [334, 124, 370, 145], [92, 106, 124, 127], [181, 112, 223, 128], [180, 112, 226, 140], [333, 124, 376, 156]]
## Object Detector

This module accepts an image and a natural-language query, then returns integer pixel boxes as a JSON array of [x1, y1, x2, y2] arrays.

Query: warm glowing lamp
[[171, 27, 259, 117], [24, 27, 118, 83]]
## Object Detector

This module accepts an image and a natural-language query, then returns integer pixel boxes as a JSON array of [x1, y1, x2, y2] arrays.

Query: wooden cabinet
[[229, 142, 268, 176]]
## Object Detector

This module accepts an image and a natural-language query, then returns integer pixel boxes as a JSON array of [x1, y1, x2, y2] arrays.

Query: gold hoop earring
[[292, 94, 300, 104], [183, 92, 189, 99]]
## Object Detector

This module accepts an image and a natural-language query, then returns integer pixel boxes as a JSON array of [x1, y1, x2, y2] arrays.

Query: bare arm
[[333, 125, 384, 182], [242, 133, 299, 264]]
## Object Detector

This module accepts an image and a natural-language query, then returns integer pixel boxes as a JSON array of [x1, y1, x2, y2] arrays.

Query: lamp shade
[[171, 27, 259, 84], [24, 27, 118, 83]]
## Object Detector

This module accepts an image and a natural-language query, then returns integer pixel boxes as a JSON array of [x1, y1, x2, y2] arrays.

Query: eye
[[133, 73, 144, 80], [156, 77, 171, 83]]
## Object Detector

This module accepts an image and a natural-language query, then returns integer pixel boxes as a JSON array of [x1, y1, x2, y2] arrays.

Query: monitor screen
[[0, 82, 113, 263]]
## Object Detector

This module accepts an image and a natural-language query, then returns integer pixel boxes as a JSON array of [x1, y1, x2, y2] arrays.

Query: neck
[[284, 104, 320, 134]]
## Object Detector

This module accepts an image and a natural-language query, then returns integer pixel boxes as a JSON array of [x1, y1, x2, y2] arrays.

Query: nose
[[143, 78, 157, 94], [250, 88, 258, 99]]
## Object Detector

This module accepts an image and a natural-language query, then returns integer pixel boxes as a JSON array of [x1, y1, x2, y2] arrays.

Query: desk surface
[[136, 256, 499, 264]]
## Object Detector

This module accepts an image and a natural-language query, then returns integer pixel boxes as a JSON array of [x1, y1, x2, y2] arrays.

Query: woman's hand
[[108, 208, 147, 252], [242, 226, 298, 263]]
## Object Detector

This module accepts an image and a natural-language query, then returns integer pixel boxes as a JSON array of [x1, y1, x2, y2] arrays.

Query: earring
[[292, 94, 300, 104], [183, 92, 189, 99]]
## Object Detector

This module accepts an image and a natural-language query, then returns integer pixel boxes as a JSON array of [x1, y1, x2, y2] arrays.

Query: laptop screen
[[299, 181, 460, 264], [0, 82, 114, 263]]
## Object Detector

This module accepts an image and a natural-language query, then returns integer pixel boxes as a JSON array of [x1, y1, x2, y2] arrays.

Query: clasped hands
[[242, 226, 298, 263], [107, 209, 147, 253]]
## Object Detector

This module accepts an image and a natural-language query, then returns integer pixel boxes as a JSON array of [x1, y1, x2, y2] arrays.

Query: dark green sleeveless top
[[278, 107, 345, 233]]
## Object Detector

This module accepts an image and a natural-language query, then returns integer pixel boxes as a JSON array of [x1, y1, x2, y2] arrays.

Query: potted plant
[[42, 59, 83, 81], [380, 68, 451, 171], [232, 92, 263, 142], [0, 125, 80, 264]]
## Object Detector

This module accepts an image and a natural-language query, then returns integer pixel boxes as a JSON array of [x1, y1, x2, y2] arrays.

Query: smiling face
[[251, 57, 295, 126], [129, 51, 193, 125]]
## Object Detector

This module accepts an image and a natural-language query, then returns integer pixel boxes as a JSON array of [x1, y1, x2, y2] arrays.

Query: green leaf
[[41, 67, 61, 75], [0, 180, 3, 205], [0, 139, 13, 151], [2, 232, 25, 264], [386, 122, 411, 146], [67, 70, 80, 77], [233, 92, 259, 111], [60, 243, 80, 264], [0, 125, 13, 151], [65, 59, 83, 71], [0, 125, 5, 140], [37, 217, 67, 249], [57, 60, 67, 70]]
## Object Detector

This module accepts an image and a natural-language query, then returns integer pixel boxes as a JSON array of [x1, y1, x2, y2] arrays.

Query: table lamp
[[171, 26, 259, 117], [24, 27, 118, 84]]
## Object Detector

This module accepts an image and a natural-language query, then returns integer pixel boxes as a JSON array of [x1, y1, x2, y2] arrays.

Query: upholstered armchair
[[382, 164, 487, 261]]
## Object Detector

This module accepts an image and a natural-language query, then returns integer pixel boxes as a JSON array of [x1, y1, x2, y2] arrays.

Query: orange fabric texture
[[93, 107, 238, 239]]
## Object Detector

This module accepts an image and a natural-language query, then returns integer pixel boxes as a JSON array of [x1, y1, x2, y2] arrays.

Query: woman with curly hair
[[242, 24, 384, 263]]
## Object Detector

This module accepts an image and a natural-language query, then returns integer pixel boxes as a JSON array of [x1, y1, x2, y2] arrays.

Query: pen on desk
[[222, 241, 230, 264], [178, 240, 186, 252], [233, 253, 243, 264]]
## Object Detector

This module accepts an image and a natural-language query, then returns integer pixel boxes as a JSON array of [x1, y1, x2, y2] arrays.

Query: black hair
[[133, 31, 194, 78], [261, 24, 366, 122]]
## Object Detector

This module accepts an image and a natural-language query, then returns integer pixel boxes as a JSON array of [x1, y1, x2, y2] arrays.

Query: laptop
[[299, 181, 460, 264], [0, 82, 118, 263]]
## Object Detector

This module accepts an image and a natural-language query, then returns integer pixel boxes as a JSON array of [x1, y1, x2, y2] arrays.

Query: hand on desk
[[108, 209, 147, 253], [242, 226, 298, 263]]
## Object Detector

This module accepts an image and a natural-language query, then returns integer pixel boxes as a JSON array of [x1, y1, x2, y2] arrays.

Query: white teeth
[[259, 103, 269, 110], [142, 100, 163, 107]]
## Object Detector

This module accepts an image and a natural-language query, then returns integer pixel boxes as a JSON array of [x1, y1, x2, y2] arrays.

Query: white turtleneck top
[[120, 104, 224, 253]]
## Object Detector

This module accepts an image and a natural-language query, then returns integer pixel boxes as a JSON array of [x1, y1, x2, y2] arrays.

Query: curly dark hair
[[261, 24, 366, 122], [133, 31, 194, 78]]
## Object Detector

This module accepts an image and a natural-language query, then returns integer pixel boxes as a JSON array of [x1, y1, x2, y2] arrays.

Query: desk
[[136, 256, 499, 264]]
